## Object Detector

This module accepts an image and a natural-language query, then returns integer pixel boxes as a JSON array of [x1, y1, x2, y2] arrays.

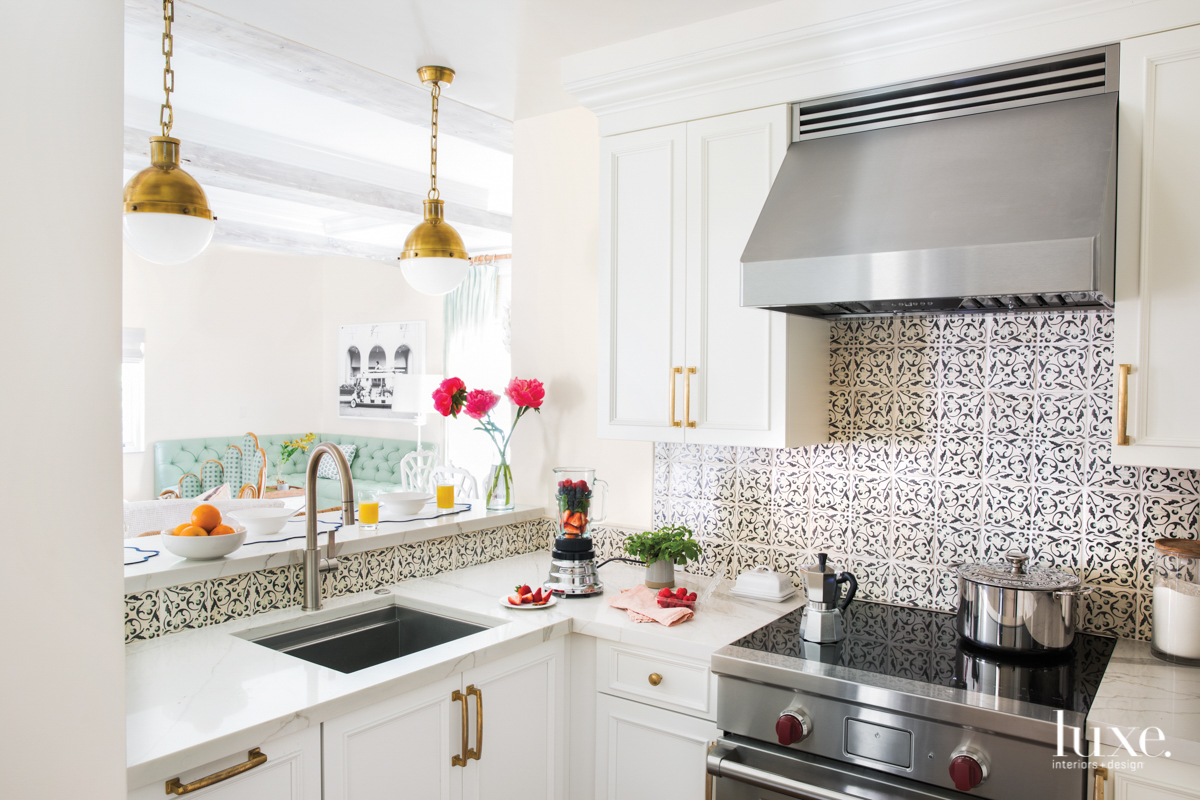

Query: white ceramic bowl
[[226, 507, 299, 536], [159, 525, 247, 560], [378, 492, 433, 516]]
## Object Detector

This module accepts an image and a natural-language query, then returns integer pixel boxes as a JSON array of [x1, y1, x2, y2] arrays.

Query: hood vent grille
[[794, 46, 1115, 141], [797, 291, 1109, 319]]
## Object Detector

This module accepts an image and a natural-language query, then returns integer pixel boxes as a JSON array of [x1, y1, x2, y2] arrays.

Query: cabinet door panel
[[128, 727, 320, 800], [323, 675, 461, 800], [1114, 25, 1200, 467], [595, 693, 718, 800], [462, 639, 565, 800], [685, 106, 804, 447], [598, 124, 688, 441]]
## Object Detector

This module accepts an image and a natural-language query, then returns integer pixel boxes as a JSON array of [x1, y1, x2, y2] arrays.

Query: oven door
[[707, 736, 969, 800]]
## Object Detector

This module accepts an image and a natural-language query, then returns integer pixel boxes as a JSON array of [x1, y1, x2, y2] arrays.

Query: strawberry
[[533, 594, 550, 605], [532, 588, 544, 603], [521, 593, 533, 604], [507, 595, 522, 606], [676, 587, 687, 599], [517, 584, 532, 596]]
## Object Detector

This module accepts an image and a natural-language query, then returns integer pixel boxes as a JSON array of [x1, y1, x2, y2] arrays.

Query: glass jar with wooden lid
[[1152, 538, 1200, 664]]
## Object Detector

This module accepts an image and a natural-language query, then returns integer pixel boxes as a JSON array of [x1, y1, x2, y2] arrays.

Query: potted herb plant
[[622, 524, 702, 589]]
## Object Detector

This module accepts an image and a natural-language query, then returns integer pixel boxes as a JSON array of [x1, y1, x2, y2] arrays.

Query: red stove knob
[[775, 711, 810, 746], [948, 754, 985, 792]]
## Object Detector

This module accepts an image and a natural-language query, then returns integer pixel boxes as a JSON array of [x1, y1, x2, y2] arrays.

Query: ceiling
[[122, 0, 794, 261], [181, 0, 788, 121]]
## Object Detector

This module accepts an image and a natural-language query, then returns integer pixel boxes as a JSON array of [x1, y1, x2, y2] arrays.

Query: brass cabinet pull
[[670, 367, 682, 428], [648, 672, 663, 686], [684, 367, 697, 429], [466, 684, 483, 761], [1117, 364, 1131, 445], [1094, 765, 1108, 800], [165, 749, 267, 795], [452, 689, 468, 767]]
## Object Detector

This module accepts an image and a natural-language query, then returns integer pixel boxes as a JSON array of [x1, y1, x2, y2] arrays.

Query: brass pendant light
[[399, 66, 469, 296], [122, 0, 215, 265]]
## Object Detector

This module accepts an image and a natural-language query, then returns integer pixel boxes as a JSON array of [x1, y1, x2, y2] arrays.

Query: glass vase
[[485, 457, 515, 511]]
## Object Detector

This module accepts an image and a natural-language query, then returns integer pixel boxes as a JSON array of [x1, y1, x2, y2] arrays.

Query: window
[[122, 328, 145, 453]]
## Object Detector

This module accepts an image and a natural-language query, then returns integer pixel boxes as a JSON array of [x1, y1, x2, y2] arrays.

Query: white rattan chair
[[399, 449, 438, 493]]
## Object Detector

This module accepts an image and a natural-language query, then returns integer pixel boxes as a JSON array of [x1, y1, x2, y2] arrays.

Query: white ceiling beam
[[124, 127, 511, 234], [125, 0, 512, 154], [214, 219, 398, 263]]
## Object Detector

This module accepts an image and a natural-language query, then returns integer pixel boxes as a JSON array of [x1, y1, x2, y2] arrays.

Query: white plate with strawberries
[[500, 584, 557, 609]]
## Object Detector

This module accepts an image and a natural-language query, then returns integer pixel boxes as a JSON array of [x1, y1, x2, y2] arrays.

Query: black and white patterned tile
[[125, 590, 160, 641], [652, 309, 1199, 641]]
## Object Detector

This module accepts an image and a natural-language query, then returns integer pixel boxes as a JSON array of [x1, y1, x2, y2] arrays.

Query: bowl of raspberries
[[657, 586, 698, 610]]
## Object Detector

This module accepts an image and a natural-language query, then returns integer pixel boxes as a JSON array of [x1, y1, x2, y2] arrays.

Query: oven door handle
[[707, 742, 857, 800]]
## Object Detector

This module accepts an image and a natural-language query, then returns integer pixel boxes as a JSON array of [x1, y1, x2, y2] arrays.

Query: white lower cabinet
[[128, 727, 321, 800], [323, 638, 566, 800], [1092, 753, 1200, 799], [595, 693, 719, 800]]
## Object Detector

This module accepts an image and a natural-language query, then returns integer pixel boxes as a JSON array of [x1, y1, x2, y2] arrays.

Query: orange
[[178, 525, 208, 537], [173, 522, 190, 535], [191, 504, 222, 532], [210, 524, 235, 537]]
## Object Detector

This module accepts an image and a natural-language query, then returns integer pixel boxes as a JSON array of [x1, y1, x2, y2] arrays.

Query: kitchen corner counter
[[1088, 638, 1200, 766], [126, 550, 802, 789]]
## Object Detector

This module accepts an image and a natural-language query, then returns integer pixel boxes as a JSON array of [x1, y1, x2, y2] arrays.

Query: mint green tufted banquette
[[154, 433, 436, 505]]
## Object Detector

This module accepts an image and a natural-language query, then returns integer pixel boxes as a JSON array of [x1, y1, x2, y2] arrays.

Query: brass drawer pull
[[670, 367, 682, 428], [1117, 364, 1131, 445], [684, 367, 696, 429], [466, 684, 483, 761], [452, 689, 468, 767], [648, 672, 663, 686], [1094, 765, 1108, 800], [165, 749, 267, 795]]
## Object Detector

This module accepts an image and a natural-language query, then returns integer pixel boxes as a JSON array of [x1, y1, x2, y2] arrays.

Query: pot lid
[[957, 550, 1081, 591]]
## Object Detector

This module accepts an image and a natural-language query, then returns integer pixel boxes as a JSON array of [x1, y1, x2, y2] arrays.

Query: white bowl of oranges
[[159, 504, 247, 560]]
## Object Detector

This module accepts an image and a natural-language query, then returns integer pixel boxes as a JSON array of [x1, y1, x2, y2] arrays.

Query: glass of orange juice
[[357, 489, 379, 531], [436, 480, 455, 510]]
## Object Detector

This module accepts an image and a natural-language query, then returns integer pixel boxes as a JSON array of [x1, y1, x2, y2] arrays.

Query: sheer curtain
[[443, 256, 512, 490]]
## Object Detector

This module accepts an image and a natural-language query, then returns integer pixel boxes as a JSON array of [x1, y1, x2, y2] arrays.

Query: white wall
[[123, 244, 446, 499], [510, 107, 653, 528], [122, 242, 324, 498], [0, 2, 126, 798]]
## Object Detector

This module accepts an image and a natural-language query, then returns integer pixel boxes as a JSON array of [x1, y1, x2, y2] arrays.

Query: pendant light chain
[[160, 0, 176, 136], [428, 81, 440, 200]]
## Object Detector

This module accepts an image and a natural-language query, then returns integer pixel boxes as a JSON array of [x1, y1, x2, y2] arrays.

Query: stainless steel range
[[708, 601, 1114, 799]]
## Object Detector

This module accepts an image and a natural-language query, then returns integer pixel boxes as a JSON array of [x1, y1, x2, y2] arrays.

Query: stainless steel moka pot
[[799, 553, 858, 644]]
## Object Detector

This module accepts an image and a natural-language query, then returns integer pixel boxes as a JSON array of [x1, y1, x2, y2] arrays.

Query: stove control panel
[[948, 747, 990, 792], [775, 709, 811, 746]]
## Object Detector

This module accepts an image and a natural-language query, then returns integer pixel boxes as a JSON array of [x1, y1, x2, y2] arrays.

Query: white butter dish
[[731, 565, 797, 603]]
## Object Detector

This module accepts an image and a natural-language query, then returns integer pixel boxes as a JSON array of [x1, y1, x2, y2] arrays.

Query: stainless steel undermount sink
[[249, 605, 491, 674]]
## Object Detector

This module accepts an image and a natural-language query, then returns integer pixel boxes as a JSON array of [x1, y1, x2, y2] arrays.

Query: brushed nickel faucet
[[302, 442, 356, 611]]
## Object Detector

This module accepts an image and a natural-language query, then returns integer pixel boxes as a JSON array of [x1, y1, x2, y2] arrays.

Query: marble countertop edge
[[124, 505, 545, 593]]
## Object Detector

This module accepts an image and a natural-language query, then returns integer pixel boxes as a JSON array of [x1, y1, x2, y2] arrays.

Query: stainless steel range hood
[[741, 47, 1118, 317]]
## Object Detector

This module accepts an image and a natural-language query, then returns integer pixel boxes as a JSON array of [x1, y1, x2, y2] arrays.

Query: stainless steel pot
[[956, 551, 1093, 653]]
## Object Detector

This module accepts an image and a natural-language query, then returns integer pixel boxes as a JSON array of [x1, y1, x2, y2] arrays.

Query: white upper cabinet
[[598, 105, 829, 448], [598, 123, 688, 442], [1114, 25, 1200, 468]]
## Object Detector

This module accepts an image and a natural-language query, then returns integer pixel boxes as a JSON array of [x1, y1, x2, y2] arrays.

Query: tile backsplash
[[651, 310, 1200, 640]]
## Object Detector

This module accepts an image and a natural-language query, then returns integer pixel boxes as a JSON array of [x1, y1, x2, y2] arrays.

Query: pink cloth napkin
[[608, 585, 694, 626]]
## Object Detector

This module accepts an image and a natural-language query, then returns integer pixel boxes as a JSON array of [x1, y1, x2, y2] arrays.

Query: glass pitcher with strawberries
[[553, 467, 609, 538]]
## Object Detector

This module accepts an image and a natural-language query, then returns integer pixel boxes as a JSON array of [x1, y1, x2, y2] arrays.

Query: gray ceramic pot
[[645, 559, 675, 589], [955, 551, 1094, 653]]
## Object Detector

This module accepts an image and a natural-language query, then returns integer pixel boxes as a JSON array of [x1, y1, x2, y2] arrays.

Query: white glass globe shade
[[401, 256, 470, 296], [122, 212, 215, 265]]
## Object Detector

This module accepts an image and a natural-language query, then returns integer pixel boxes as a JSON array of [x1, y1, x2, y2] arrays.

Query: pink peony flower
[[463, 389, 500, 420], [432, 377, 467, 417], [505, 377, 545, 409]]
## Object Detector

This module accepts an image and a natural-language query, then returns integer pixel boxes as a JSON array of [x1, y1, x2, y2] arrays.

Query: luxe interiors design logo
[[1054, 712, 1169, 771]]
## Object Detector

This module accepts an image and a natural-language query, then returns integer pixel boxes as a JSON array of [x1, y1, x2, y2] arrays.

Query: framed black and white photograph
[[337, 321, 426, 420]]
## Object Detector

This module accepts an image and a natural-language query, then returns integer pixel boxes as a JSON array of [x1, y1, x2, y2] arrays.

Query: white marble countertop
[[124, 504, 544, 593], [125, 550, 803, 789], [1088, 638, 1200, 766]]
